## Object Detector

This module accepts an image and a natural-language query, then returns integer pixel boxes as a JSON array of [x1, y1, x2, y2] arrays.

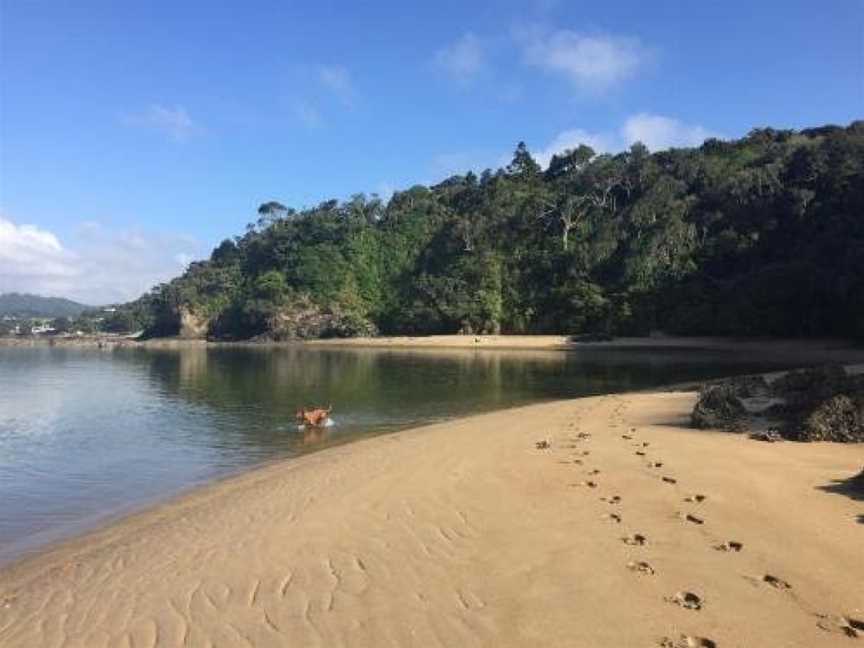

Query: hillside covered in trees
[[122, 121, 864, 340], [0, 293, 92, 318]]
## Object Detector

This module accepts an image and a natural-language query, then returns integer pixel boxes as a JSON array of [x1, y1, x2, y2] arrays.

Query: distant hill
[[0, 293, 93, 318]]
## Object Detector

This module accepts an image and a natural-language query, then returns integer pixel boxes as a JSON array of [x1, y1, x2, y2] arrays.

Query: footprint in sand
[[649, 461, 664, 468], [622, 533, 647, 546], [601, 495, 621, 504], [573, 459, 584, 465], [713, 541, 743, 552], [684, 494, 706, 504], [763, 574, 791, 590], [589, 469, 601, 475], [662, 476, 678, 485], [667, 591, 703, 611], [580, 480, 598, 489], [622, 434, 633, 440], [626, 560, 655, 575], [535, 440, 550, 449], [635, 450, 647, 456], [816, 613, 864, 639], [605, 513, 622, 523], [676, 512, 705, 525], [659, 634, 717, 648], [581, 450, 591, 456]]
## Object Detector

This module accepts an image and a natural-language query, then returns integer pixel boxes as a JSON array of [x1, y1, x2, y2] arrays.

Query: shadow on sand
[[817, 469, 864, 524]]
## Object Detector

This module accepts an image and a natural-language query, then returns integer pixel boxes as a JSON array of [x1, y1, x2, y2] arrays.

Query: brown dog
[[296, 405, 332, 427]]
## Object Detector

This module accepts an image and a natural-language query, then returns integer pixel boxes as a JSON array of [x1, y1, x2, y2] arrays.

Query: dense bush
[[111, 121, 863, 341]]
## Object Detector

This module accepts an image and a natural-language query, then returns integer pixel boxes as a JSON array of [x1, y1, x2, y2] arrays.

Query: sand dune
[[1, 391, 861, 647]]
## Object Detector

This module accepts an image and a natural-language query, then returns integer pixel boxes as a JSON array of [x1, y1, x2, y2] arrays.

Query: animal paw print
[[626, 560, 655, 575], [667, 591, 703, 611], [713, 541, 742, 552], [816, 613, 864, 639], [762, 574, 791, 590], [659, 634, 716, 648]]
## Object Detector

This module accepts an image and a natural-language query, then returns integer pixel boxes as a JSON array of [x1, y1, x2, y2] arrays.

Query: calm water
[[0, 345, 798, 564]]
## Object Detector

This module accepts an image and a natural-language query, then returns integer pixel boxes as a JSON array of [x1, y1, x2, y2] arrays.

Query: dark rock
[[267, 299, 378, 340], [691, 384, 747, 430], [764, 402, 792, 418], [706, 374, 769, 398], [770, 364, 849, 407], [750, 430, 784, 443], [793, 394, 864, 442]]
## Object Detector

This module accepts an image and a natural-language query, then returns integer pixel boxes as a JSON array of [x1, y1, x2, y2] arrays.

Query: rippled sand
[[1, 391, 861, 647]]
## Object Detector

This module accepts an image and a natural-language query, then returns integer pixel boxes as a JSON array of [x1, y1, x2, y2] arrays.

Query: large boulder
[[691, 384, 747, 430], [792, 394, 864, 443], [706, 374, 769, 398], [770, 365, 849, 408]]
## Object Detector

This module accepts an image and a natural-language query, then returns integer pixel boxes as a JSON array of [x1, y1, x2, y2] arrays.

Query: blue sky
[[1, 0, 861, 304]]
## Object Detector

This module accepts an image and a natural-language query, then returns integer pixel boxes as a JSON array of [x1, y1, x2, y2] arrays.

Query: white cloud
[[174, 252, 194, 269], [533, 114, 721, 168], [375, 182, 395, 202], [433, 114, 720, 179], [0, 217, 80, 284], [317, 65, 355, 106], [0, 216, 205, 305], [434, 32, 486, 83], [520, 28, 651, 91], [533, 128, 615, 168], [125, 104, 201, 141], [621, 113, 719, 151]]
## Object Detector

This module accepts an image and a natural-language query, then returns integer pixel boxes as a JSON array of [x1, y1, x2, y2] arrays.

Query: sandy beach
[[1, 387, 861, 647]]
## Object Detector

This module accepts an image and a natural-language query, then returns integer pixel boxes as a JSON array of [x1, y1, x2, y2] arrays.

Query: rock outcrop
[[693, 365, 864, 443], [178, 306, 210, 339], [691, 384, 747, 430]]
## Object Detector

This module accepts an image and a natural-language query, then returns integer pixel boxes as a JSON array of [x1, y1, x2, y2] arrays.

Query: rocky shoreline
[[692, 365, 864, 443]]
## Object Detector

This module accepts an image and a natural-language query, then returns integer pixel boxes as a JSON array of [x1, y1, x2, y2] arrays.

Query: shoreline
[[1, 376, 862, 645], [2, 332, 862, 360]]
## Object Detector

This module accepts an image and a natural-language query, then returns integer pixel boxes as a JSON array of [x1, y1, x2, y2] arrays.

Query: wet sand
[[1, 389, 861, 647]]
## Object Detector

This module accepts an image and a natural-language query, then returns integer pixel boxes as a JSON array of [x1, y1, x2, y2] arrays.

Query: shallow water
[[0, 344, 798, 564]]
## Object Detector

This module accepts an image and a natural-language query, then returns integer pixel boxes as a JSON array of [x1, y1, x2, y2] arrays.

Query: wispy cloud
[[621, 113, 720, 151], [434, 32, 486, 83], [433, 113, 722, 179], [533, 128, 615, 168], [317, 64, 355, 106], [536, 114, 721, 166], [124, 104, 201, 141], [293, 101, 324, 129], [0, 216, 205, 305], [519, 27, 652, 91]]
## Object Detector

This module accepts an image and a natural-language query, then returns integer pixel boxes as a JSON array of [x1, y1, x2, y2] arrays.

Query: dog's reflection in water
[[300, 425, 329, 446]]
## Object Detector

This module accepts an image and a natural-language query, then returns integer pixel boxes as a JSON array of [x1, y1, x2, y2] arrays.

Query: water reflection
[[0, 344, 797, 564]]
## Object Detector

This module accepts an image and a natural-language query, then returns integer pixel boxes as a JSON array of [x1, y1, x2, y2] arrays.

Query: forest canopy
[[121, 121, 864, 340]]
